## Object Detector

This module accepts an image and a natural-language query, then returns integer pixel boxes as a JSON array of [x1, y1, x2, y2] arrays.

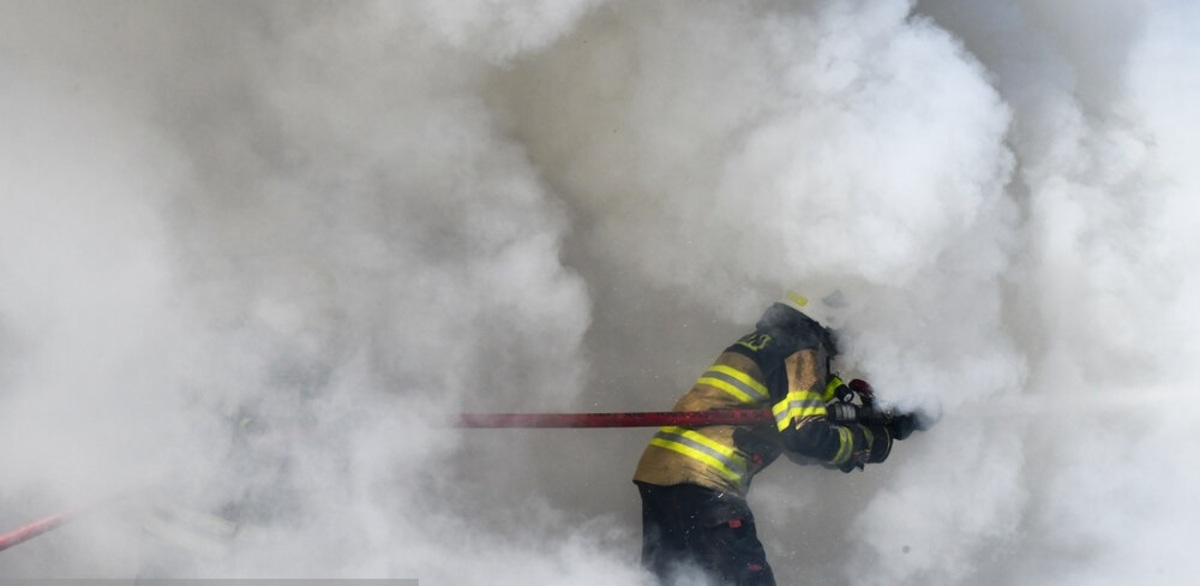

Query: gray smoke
[[1, 0, 1197, 584]]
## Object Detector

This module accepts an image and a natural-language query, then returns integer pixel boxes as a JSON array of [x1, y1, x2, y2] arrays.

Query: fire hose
[[0, 512, 69, 553], [0, 410, 772, 553], [2, 392, 925, 553], [0, 410, 768, 552], [454, 408, 777, 428]]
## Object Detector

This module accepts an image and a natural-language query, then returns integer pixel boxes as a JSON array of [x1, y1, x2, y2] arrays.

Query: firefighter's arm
[[774, 350, 892, 471], [784, 416, 892, 472]]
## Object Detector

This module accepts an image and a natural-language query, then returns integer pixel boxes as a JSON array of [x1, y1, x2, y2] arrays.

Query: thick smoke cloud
[[1, 0, 1197, 584]]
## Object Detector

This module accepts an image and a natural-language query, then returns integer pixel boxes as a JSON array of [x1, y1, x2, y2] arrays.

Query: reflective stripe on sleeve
[[650, 426, 750, 489], [772, 390, 827, 431], [823, 376, 845, 402], [830, 425, 855, 464], [696, 365, 770, 405]]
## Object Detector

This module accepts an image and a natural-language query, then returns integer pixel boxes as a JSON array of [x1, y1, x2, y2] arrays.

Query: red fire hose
[[0, 409, 774, 553], [0, 512, 69, 553], [454, 408, 775, 428]]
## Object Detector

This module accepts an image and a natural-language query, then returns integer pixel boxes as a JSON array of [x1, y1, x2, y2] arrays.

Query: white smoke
[[1, 0, 1197, 584]]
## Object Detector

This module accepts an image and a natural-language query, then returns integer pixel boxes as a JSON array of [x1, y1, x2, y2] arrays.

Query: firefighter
[[632, 292, 917, 585]]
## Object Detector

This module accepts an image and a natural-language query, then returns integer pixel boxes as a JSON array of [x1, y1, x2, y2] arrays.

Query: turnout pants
[[636, 481, 775, 586]]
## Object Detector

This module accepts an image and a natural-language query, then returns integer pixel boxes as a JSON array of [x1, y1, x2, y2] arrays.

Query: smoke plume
[[1, 1, 1196, 584]]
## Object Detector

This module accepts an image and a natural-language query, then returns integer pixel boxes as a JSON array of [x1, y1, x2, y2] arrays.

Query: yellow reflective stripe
[[650, 437, 739, 479], [697, 365, 769, 405], [669, 426, 738, 456], [698, 376, 755, 404], [830, 426, 854, 464], [708, 365, 769, 398], [772, 400, 790, 431], [772, 390, 827, 431], [651, 426, 748, 485], [823, 376, 845, 402]]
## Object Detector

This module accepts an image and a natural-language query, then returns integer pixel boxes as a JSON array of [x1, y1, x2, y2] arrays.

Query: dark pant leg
[[637, 482, 691, 581], [636, 482, 775, 586]]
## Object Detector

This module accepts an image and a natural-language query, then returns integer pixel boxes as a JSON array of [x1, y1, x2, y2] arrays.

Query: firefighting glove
[[888, 413, 919, 440], [837, 423, 892, 472]]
